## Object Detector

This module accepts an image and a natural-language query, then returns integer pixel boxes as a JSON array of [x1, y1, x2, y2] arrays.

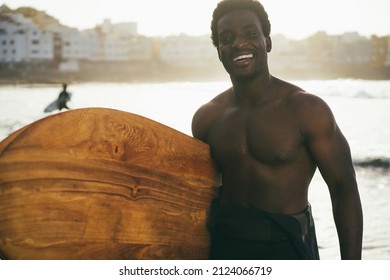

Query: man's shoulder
[[283, 86, 336, 136], [192, 88, 232, 141], [274, 79, 330, 113], [210, 87, 233, 104], [196, 87, 232, 113], [289, 90, 332, 117], [273, 78, 335, 127]]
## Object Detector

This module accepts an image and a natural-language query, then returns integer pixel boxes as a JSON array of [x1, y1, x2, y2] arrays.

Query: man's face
[[216, 9, 271, 82]]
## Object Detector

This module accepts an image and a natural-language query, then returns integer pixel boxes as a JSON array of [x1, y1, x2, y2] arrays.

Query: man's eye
[[247, 32, 258, 38], [220, 35, 234, 44]]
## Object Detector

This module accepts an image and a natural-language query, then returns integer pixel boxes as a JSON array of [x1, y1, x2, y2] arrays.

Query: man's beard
[[222, 55, 268, 83]]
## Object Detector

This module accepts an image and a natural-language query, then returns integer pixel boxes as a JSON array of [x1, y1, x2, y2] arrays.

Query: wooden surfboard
[[0, 108, 219, 260]]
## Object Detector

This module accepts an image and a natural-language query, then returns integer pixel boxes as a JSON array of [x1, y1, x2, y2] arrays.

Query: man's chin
[[222, 62, 259, 82], [230, 71, 257, 83]]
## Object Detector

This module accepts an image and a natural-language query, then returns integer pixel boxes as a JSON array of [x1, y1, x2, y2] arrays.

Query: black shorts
[[208, 201, 319, 260]]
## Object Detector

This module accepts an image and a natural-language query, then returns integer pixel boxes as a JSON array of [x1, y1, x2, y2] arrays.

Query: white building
[[334, 33, 371, 64], [93, 19, 153, 62], [87, 32, 153, 62], [60, 29, 98, 60], [126, 36, 154, 61], [0, 13, 53, 62], [98, 19, 137, 37], [27, 28, 53, 61], [385, 36, 390, 67], [1, 13, 153, 64], [159, 35, 218, 67]]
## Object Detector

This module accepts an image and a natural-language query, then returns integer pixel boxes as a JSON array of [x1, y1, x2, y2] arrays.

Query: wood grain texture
[[0, 108, 219, 259]]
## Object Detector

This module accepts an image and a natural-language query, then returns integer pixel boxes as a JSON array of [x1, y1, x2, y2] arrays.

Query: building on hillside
[[97, 19, 137, 37], [1, 14, 153, 64], [0, 13, 53, 62], [269, 34, 314, 72], [91, 19, 154, 62], [333, 32, 371, 64], [385, 36, 390, 67], [371, 35, 390, 68], [158, 35, 218, 67]]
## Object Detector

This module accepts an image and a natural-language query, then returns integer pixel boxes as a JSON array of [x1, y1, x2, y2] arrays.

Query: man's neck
[[231, 72, 273, 107]]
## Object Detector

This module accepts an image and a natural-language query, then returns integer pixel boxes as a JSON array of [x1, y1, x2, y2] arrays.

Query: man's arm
[[300, 94, 363, 259], [192, 105, 209, 142], [192, 98, 224, 142], [192, 102, 223, 187]]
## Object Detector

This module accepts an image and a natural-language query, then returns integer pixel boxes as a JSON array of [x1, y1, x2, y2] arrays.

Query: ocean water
[[0, 79, 389, 260]]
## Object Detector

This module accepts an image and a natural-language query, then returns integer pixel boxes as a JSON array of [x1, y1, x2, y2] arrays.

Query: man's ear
[[266, 37, 272, 52], [217, 47, 222, 61]]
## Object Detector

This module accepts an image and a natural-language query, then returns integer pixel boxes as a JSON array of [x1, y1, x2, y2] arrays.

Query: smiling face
[[217, 9, 271, 82]]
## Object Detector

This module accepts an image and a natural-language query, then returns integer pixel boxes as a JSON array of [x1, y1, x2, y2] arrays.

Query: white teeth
[[234, 54, 253, 62]]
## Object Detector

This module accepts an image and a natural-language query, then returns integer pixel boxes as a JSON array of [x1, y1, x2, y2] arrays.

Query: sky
[[2, 0, 390, 39]]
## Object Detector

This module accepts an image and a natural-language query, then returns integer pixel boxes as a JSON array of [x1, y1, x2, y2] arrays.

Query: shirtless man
[[192, 0, 363, 259]]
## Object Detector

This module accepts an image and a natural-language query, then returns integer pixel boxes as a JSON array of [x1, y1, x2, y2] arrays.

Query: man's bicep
[[302, 100, 355, 189], [308, 121, 355, 191]]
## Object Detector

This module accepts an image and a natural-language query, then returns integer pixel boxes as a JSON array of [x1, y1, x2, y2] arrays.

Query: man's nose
[[232, 35, 249, 48]]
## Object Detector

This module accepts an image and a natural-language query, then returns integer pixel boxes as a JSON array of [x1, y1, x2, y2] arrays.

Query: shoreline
[[1, 61, 389, 85]]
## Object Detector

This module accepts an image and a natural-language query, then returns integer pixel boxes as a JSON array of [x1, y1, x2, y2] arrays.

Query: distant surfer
[[57, 83, 71, 111], [44, 83, 72, 113], [192, 0, 363, 260]]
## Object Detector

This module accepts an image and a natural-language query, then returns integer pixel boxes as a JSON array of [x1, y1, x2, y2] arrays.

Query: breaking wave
[[353, 157, 390, 169]]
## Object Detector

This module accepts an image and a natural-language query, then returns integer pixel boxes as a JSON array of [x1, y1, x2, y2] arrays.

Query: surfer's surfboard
[[0, 108, 219, 260], [44, 92, 72, 113], [43, 98, 59, 113]]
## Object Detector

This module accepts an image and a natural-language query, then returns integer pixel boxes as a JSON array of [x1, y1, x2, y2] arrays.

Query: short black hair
[[211, 0, 271, 48]]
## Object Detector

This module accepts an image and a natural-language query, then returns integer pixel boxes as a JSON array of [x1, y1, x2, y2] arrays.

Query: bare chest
[[208, 107, 304, 166]]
